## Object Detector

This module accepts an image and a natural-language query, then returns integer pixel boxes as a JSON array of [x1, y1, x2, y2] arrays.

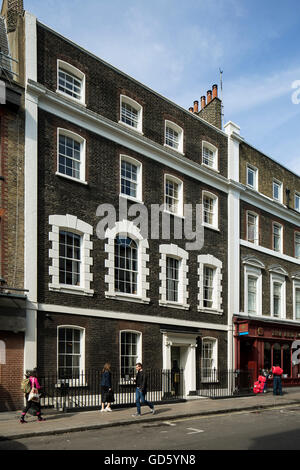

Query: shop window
[[283, 344, 290, 377], [273, 343, 281, 367], [264, 342, 271, 370]]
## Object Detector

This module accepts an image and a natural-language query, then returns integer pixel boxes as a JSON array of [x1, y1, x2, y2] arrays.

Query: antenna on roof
[[219, 68, 224, 129]]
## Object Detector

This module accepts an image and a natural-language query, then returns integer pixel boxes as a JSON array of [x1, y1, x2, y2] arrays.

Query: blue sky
[[25, 0, 300, 176]]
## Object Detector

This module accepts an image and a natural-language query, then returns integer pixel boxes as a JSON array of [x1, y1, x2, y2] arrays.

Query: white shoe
[[105, 407, 112, 412], [100, 409, 105, 412]]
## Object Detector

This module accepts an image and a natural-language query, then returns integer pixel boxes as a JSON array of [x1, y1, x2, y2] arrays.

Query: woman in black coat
[[100, 363, 113, 412]]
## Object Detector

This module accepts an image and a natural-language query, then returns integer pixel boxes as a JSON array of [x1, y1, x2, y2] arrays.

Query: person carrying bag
[[20, 369, 46, 423]]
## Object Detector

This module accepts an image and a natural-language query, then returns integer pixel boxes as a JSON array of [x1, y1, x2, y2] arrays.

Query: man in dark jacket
[[132, 363, 155, 417]]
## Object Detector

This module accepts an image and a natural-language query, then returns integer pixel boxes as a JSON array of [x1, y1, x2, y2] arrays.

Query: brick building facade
[[0, 0, 300, 411]]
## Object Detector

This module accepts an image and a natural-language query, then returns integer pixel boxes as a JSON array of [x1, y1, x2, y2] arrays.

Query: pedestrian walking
[[272, 364, 283, 396], [132, 362, 155, 417], [20, 369, 45, 423], [100, 362, 114, 412]]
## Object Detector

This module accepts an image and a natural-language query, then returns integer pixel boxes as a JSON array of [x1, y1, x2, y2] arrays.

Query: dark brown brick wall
[[36, 24, 228, 179]]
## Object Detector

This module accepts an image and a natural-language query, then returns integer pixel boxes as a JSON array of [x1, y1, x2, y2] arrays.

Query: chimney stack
[[201, 96, 206, 109], [207, 90, 212, 104], [6, 0, 24, 33], [212, 84, 218, 99], [193, 100, 199, 113]]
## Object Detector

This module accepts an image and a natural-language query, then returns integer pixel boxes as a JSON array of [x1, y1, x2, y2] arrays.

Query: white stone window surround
[[269, 266, 287, 320], [57, 325, 86, 383], [49, 214, 94, 296], [119, 329, 142, 382], [273, 179, 283, 203], [57, 59, 86, 105], [159, 244, 189, 310], [246, 210, 259, 245], [272, 221, 283, 253], [119, 155, 143, 203], [202, 190, 219, 231], [56, 128, 87, 185], [164, 120, 184, 154], [202, 141, 218, 172], [164, 173, 184, 218], [104, 220, 150, 304], [201, 336, 218, 383], [246, 164, 258, 190], [198, 254, 223, 314], [295, 231, 300, 259], [119, 95, 143, 134], [292, 273, 300, 321], [243, 256, 264, 316]]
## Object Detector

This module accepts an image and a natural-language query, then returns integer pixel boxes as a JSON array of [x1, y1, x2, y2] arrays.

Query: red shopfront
[[234, 316, 300, 386]]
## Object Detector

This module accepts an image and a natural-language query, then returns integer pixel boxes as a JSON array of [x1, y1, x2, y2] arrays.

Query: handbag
[[106, 389, 115, 403], [28, 380, 40, 402]]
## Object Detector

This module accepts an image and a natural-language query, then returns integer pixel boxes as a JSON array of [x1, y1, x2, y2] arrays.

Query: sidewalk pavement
[[1, 388, 300, 442]]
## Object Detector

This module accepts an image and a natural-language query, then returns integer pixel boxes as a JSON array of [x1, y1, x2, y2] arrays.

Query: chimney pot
[[201, 96, 206, 109], [193, 100, 199, 113], [212, 84, 218, 99], [207, 90, 212, 104], [189, 107, 194, 113]]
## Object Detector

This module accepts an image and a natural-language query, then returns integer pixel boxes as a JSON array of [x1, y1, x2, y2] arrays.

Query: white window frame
[[198, 254, 223, 314], [246, 211, 259, 245], [48, 214, 94, 296], [202, 191, 219, 230], [0, 340, 6, 365], [270, 273, 286, 319], [272, 222, 283, 253], [293, 279, 300, 321], [104, 220, 150, 304], [159, 244, 189, 310], [119, 155, 143, 203], [201, 337, 218, 383], [57, 325, 85, 385], [56, 128, 87, 184], [246, 164, 258, 190], [120, 330, 142, 382], [273, 179, 283, 203], [57, 59, 85, 105], [202, 141, 218, 171], [119, 95, 143, 134], [295, 193, 300, 212], [164, 174, 183, 217], [244, 263, 263, 316], [164, 120, 184, 154]]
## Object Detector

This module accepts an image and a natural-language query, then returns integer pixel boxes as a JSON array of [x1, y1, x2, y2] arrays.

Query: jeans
[[135, 388, 154, 414], [273, 376, 283, 395]]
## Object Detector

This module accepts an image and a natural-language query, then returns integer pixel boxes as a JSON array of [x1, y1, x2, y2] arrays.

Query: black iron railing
[[197, 369, 256, 398], [38, 369, 184, 411]]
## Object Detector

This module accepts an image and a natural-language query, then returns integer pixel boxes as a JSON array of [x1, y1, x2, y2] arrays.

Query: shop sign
[[239, 323, 249, 336], [271, 330, 300, 339], [257, 328, 264, 336]]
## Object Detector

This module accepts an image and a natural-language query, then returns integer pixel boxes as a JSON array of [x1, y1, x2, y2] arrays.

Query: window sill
[[105, 292, 150, 304], [118, 120, 144, 135], [159, 300, 189, 310], [198, 307, 223, 315], [56, 89, 86, 107], [202, 163, 219, 173], [55, 172, 88, 186], [202, 223, 220, 232], [119, 194, 144, 205], [49, 284, 94, 296], [163, 209, 184, 219], [163, 143, 184, 156]]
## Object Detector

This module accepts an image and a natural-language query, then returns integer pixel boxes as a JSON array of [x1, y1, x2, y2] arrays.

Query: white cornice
[[240, 239, 300, 267], [27, 80, 230, 194], [37, 302, 229, 332]]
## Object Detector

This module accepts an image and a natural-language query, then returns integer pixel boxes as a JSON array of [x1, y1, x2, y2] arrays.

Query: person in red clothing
[[272, 364, 283, 396], [20, 369, 46, 423]]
